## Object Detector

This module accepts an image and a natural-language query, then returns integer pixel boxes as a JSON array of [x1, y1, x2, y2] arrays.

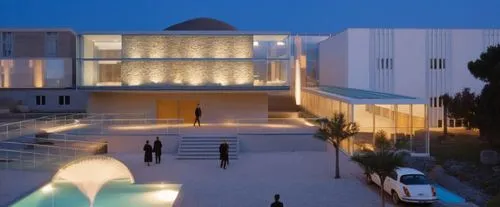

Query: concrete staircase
[[177, 135, 239, 160]]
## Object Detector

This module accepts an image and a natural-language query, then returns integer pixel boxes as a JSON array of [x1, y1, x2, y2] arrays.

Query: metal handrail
[[0, 141, 103, 152], [0, 148, 76, 158]]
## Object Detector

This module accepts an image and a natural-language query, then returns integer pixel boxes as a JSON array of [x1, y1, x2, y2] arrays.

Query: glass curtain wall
[[301, 90, 429, 155], [0, 58, 72, 88], [78, 34, 290, 87], [352, 104, 429, 155], [291, 35, 331, 87]]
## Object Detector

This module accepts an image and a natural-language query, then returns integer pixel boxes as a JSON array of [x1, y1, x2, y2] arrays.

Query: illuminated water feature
[[53, 156, 134, 206], [12, 156, 180, 207]]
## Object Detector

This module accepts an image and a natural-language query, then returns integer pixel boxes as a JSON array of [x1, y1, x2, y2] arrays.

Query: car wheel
[[391, 191, 400, 205]]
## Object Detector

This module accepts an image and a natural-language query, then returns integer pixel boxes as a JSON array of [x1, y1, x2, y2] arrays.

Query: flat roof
[[78, 31, 291, 35], [304, 86, 426, 104], [77, 85, 290, 92]]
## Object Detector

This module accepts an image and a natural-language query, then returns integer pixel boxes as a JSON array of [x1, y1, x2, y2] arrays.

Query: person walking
[[153, 137, 163, 164], [143, 140, 153, 166], [193, 104, 202, 127], [270, 194, 284, 207], [219, 140, 229, 169]]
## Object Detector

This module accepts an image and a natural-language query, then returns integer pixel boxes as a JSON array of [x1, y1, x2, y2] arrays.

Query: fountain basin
[[12, 181, 181, 207]]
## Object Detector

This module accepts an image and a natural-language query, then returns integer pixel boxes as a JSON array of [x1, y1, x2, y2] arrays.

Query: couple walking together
[[143, 137, 162, 166]]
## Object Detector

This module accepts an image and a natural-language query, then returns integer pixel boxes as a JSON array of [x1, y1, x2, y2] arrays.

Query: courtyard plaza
[[0, 146, 389, 207]]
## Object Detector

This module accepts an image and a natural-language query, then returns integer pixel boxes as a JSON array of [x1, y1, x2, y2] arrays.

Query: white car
[[368, 167, 438, 204]]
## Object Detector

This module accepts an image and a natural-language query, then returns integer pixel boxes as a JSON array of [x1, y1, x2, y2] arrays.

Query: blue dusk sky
[[0, 0, 499, 33]]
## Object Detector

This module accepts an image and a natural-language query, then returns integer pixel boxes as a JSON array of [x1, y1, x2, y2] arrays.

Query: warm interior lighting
[[154, 190, 179, 202], [41, 184, 54, 193], [253, 41, 259, 46], [277, 41, 285, 46], [295, 59, 301, 105], [96, 82, 122, 86]]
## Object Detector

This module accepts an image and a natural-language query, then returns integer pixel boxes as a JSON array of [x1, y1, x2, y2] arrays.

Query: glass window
[[82, 35, 122, 59], [253, 35, 289, 59], [36, 96, 46, 105], [400, 174, 430, 185], [45, 32, 58, 57], [58, 95, 70, 105], [2, 32, 13, 57]]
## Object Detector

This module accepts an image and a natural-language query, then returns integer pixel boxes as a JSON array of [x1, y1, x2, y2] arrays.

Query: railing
[[0, 113, 147, 141], [66, 117, 320, 135], [72, 118, 183, 135]]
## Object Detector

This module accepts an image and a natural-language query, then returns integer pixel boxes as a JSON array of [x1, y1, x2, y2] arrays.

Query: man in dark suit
[[194, 104, 202, 127], [153, 137, 163, 164], [219, 140, 229, 169], [271, 194, 284, 207]]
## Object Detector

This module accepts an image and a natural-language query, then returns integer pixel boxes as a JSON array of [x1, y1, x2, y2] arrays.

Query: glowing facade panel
[[122, 35, 253, 58], [121, 61, 253, 86]]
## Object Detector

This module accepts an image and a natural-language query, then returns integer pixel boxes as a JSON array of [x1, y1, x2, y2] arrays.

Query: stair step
[[179, 149, 237, 152], [181, 140, 238, 143], [178, 135, 239, 160], [177, 157, 238, 160], [180, 143, 237, 146]]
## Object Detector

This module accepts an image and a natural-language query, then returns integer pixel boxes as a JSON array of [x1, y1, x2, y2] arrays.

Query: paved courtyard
[[1, 145, 391, 206], [115, 147, 385, 207]]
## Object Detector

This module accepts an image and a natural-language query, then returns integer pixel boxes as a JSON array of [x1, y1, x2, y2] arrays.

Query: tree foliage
[[315, 113, 359, 178], [467, 44, 500, 144], [315, 113, 359, 148], [352, 150, 405, 207], [374, 130, 392, 152], [447, 88, 479, 129]]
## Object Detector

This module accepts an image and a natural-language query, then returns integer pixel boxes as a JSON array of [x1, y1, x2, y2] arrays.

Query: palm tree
[[315, 113, 359, 179], [352, 150, 404, 207]]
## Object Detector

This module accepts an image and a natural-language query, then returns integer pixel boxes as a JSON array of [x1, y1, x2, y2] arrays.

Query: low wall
[[82, 135, 180, 154], [239, 134, 327, 152], [77, 133, 326, 154]]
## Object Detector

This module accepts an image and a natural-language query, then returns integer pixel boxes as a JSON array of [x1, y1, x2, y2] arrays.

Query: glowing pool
[[12, 155, 180, 207], [12, 181, 180, 207]]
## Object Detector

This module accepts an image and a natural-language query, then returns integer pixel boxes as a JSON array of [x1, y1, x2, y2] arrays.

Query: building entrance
[[156, 100, 199, 123]]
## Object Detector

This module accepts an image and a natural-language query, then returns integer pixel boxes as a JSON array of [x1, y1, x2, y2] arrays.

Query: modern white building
[[317, 28, 500, 127]]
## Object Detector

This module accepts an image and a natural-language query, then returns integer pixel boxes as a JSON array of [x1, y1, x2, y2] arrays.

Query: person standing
[[194, 104, 202, 127], [270, 194, 284, 207], [219, 140, 229, 169], [153, 137, 163, 164], [143, 140, 153, 166]]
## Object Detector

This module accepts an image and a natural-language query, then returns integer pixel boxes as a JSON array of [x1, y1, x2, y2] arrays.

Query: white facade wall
[[319, 28, 500, 127], [318, 31, 348, 87], [348, 29, 371, 90]]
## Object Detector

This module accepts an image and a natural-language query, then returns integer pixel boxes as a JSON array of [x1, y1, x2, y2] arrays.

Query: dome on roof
[[164, 18, 237, 31]]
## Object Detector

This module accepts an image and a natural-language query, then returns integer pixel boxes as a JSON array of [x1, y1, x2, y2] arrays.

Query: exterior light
[[41, 184, 54, 193], [277, 41, 285, 46], [295, 59, 301, 105], [154, 190, 179, 202], [253, 41, 259, 46]]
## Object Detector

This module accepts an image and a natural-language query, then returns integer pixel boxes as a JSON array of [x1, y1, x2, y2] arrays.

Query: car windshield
[[400, 174, 430, 185]]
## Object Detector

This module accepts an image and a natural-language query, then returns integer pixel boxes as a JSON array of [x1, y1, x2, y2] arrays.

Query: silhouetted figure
[[143, 140, 153, 166], [194, 104, 202, 127], [153, 137, 163, 164], [219, 141, 229, 169], [270, 194, 284, 207]]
